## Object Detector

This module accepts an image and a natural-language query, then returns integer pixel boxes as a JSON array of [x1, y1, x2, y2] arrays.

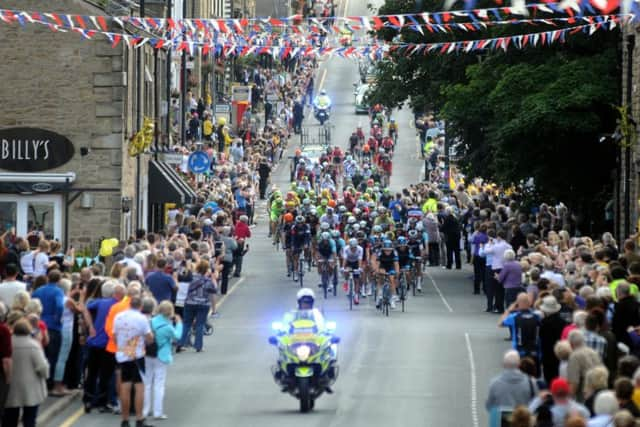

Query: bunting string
[[0, 7, 624, 60]]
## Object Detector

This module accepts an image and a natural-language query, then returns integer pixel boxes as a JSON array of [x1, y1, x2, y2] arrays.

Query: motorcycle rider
[[283, 288, 326, 331], [313, 89, 332, 112]]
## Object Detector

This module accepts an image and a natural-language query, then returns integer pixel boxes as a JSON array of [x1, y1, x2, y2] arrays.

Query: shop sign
[[0, 128, 74, 172], [232, 85, 251, 103]]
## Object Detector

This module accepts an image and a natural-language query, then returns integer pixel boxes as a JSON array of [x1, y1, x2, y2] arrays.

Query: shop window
[[0, 202, 16, 234], [28, 202, 55, 240]]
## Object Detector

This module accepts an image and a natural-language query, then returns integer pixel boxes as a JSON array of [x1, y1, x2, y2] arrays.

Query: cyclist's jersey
[[334, 238, 345, 256], [290, 224, 310, 249], [388, 123, 398, 134], [317, 238, 336, 258], [342, 246, 363, 263], [320, 213, 339, 228], [283, 223, 294, 246], [396, 246, 412, 267], [376, 249, 398, 270], [270, 205, 284, 222], [306, 215, 319, 237], [408, 239, 423, 258]]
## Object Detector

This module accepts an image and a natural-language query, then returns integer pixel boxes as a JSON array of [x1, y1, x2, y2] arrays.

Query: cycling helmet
[[353, 208, 362, 216], [415, 222, 424, 231], [408, 230, 418, 239], [390, 118, 395, 122], [321, 231, 331, 240], [303, 198, 311, 205], [331, 230, 340, 238], [339, 205, 347, 213], [320, 89, 327, 95], [284, 213, 294, 223], [346, 155, 353, 162], [382, 239, 393, 249], [297, 288, 315, 306], [377, 206, 386, 213], [356, 231, 366, 239], [310, 208, 317, 216], [349, 238, 358, 248], [352, 224, 361, 231], [295, 215, 305, 224], [320, 222, 330, 230], [397, 236, 408, 245], [321, 199, 328, 206], [347, 216, 357, 224], [326, 207, 334, 214], [299, 159, 306, 165], [359, 220, 367, 228], [372, 225, 382, 233], [370, 235, 379, 243]]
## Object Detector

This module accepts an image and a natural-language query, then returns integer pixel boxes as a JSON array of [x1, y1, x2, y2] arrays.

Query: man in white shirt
[[483, 230, 513, 313], [0, 264, 26, 306], [117, 245, 144, 280], [113, 296, 154, 427]]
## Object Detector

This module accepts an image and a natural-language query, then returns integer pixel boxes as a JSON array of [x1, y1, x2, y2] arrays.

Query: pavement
[[43, 2, 513, 426]]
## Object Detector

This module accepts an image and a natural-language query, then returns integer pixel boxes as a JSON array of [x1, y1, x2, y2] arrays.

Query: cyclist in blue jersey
[[372, 239, 399, 309]]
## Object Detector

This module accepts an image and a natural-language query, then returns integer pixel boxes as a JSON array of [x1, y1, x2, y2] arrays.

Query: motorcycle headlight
[[295, 345, 311, 362]]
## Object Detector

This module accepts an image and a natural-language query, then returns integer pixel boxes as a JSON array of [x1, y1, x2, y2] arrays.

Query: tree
[[368, 0, 621, 230]]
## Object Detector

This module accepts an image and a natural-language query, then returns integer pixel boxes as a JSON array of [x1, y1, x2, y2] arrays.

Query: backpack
[[514, 311, 540, 356], [145, 323, 168, 358]]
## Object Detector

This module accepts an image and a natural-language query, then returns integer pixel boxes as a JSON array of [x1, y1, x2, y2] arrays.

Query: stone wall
[[0, 0, 157, 248]]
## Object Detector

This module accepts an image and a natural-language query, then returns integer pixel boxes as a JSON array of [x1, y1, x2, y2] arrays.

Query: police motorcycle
[[313, 90, 332, 125], [269, 289, 340, 412]]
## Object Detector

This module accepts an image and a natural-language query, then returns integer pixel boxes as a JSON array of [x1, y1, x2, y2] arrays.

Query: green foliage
[[369, 0, 621, 229]]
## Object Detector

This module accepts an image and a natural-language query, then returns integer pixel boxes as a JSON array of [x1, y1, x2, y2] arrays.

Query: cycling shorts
[[345, 260, 361, 273], [380, 265, 396, 275]]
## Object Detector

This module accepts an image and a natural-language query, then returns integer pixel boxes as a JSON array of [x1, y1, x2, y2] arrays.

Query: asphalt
[[47, 2, 513, 426]]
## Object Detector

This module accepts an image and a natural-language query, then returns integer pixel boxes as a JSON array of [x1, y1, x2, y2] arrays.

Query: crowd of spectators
[[0, 53, 322, 427]]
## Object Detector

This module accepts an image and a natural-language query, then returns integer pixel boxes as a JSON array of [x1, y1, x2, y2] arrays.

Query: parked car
[[354, 83, 370, 115]]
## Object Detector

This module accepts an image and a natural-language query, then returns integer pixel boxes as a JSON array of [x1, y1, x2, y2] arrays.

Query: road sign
[[215, 104, 231, 114], [188, 151, 210, 174]]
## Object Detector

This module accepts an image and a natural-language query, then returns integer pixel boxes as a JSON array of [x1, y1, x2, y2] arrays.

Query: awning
[[149, 160, 197, 205], [0, 172, 75, 193]]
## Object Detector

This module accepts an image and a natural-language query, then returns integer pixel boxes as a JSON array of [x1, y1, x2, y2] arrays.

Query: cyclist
[[306, 208, 320, 261], [349, 132, 359, 156], [396, 236, 414, 294], [270, 197, 285, 243], [282, 213, 295, 276], [341, 238, 364, 305], [316, 230, 337, 291], [356, 125, 365, 144], [372, 239, 399, 309], [407, 229, 424, 292], [356, 230, 373, 297], [320, 206, 339, 229], [290, 215, 311, 280], [388, 118, 398, 143]]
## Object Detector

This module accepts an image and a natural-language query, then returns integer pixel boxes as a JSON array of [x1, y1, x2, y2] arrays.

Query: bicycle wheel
[[322, 268, 329, 299], [292, 258, 297, 282], [412, 271, 416, 296], [400, 278, 406, 313], [348, 278, 353, 311], [332, 268, 338, 296], [299, 258, 304, 288]]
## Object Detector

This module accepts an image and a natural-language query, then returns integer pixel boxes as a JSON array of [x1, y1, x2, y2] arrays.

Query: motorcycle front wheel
[[298, 377, 313, 413]]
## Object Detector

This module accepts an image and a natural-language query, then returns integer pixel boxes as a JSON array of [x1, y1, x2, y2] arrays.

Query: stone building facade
[[0, 0, 169, 250]]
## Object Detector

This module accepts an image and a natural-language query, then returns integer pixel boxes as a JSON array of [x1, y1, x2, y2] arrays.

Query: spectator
[[218, 227, 237, 295], [567, 330, 603, 402], [0, 264, 26, 307], [539, 296, 567, 384], [2, 319, 48, 427], [113, 295, 154, 427], [0, 302, 10, 420], [32, 269, 64, 390], [144, 300, 183, 420], [83, 281, 120, 413], [614, 377, 640, 417], [583, 365, 609, 416], [177, 260, 217, 353], [587, 390, 617, 427], [485, 350, 537, 411], [528, 377, 590, 427], [499, 249, 523, 309], [145, 258, 176, 304]]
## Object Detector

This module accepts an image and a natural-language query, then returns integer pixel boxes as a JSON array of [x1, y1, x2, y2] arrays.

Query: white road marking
[[424, 269, 454, 312], [319, 68, 328, 91], [465, 332, 480, 427]]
